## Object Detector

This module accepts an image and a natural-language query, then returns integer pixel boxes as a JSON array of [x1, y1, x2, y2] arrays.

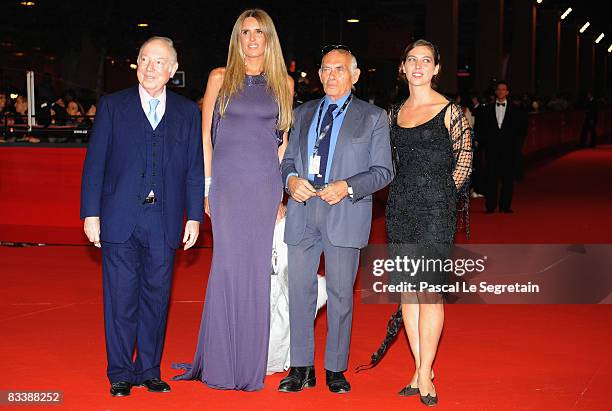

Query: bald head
[[138, 36, 177, 63]]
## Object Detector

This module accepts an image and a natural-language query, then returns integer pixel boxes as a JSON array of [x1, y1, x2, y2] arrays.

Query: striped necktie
[[313, 103, 338, 185]]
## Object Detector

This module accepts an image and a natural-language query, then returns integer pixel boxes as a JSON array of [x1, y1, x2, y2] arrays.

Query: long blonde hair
[[218, 9, 292, 132]]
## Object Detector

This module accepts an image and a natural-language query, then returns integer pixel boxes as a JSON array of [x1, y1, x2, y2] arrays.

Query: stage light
[[608, 44, 612, 53], [10, 93, 18, 99], [20, 1, 35, 6], [137, 23, 149, 28], [560, 8, 572, 20], [595, 33, 604, 44], [579, 22, 590, 33], [368, 68, 376, 72], [300, 72, 307, 78], [536, 0, 542, 4], [130, 64, 137, 69], [346, 18, 359, 23]]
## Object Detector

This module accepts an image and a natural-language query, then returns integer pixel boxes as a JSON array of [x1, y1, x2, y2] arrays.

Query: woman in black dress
[[359, 40, 472, 406]]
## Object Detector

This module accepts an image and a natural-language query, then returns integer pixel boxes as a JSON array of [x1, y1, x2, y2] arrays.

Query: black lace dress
[[356, 101, 472, 371], [386, 101, 458, 290]]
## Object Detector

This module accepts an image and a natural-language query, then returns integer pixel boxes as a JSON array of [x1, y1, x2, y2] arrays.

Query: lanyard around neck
[[313, 94, 352, 155]]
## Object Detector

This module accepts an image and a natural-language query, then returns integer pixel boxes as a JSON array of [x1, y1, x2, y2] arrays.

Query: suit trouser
[[485, 152, 515, 211], [471, 146, 485, 194], [288, 197, 360, 372], [101, 205, 175, 384]]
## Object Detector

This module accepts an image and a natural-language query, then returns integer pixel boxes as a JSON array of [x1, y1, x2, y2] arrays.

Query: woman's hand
[[205, 197, 211, 217], [276, 203, 286, 224]]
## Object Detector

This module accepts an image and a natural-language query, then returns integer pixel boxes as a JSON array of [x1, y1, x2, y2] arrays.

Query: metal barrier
[[1, 113, 93, 142], [523, 107, 611, 156]]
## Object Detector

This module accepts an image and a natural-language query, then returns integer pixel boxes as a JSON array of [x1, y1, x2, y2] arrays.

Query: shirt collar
[[324, 91, 351, 112], [139, 85, 166, 106]]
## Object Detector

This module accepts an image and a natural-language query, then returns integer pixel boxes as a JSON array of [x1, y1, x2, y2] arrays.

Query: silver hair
[[349, 54, 358, 74], [320, 49, 359, 75], [138, 36, 178, 63]]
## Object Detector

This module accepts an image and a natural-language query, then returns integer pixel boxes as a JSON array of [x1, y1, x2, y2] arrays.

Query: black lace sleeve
[[448, 103, 473, 237], [448, 103, 473, 190]]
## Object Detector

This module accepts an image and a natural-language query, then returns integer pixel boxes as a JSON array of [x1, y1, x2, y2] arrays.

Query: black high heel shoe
[[420, 390, 439, 406], [401, 372, 435, 397], [398, 385, 419, 396]]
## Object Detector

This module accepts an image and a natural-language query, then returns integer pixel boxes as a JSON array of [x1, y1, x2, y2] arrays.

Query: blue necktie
[[313, 103, 337, 185], [147, 98, 160, 129]]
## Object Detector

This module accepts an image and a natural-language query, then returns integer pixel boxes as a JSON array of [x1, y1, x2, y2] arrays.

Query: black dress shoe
[[399, 384, 419, 396], [110, 381, 132, 397], [278, 366, 316, 392], [325, 370, 351, 394], [500, 208, 514, 213], [141, 378, 171, 393], [420, 393, 439, 406]]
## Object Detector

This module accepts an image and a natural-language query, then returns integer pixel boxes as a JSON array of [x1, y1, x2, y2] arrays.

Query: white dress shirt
[[495, 99, 507, 129], [138, 85, 166, 129]]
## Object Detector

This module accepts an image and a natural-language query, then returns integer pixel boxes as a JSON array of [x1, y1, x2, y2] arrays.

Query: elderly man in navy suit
[[81, 37, 204, 397], [278, 45, 393, 394]]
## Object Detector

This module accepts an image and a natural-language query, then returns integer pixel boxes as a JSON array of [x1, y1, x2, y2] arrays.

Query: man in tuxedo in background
[[476, 80, 527, 213], [278, 46, 393, 394], [580, 91, 598, 148], [81, 37, 204, 397]]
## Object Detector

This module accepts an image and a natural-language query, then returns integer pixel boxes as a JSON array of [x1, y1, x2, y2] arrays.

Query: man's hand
[[287, 176, 317, 202], [318, 180, 349, 205], [84, 216, 101, 248], [183, 220, 200, 250]]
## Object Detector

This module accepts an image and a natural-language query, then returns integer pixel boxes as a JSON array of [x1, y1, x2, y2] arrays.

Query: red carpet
[[1, 146, 611, 410]]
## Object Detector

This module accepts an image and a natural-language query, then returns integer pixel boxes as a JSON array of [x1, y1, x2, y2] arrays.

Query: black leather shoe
[[420, 393, 439, 406], [278, 366, 316, 392], [110, 381, 131, 397], [141, 378, 171, 393], [325, 370, 351, 394], [399, 384, 419, 396]]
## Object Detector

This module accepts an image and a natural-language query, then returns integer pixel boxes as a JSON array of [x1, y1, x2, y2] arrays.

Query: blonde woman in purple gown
[[174, 8, 294, 391]]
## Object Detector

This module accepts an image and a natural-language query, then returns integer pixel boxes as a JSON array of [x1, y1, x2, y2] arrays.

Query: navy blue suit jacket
[[80, 86, 204, 248]]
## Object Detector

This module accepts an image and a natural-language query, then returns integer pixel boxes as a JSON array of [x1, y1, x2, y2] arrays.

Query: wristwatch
[[347, 185, 354, 198]]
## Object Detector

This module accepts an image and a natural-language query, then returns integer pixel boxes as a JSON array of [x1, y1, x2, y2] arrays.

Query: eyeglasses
[[321, 44, 352, 56]]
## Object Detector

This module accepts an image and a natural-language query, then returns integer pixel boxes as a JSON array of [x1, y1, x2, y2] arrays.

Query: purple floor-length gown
[[174, 74, 282, 391]]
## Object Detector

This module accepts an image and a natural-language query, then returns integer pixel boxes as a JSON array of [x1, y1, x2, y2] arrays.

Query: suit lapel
[[299, 99, 320, 175], [122, 86, 146, 162], [163, 91, 183, 169], [329, 99, 362, 178], [501, 104, 512, 130]]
